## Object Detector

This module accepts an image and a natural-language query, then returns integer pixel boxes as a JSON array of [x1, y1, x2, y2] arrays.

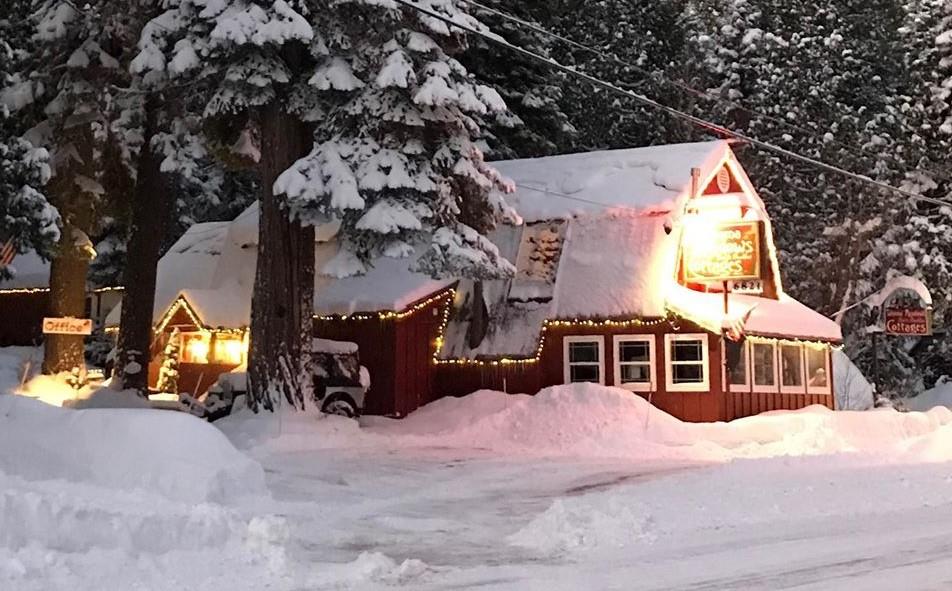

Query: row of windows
[[563, 334, 831, 394]]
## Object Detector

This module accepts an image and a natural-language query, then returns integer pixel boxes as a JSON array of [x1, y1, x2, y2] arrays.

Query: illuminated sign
[[884, 307, 931, 336], [683, 222, 761, 283], [42, 317, 93, 335]]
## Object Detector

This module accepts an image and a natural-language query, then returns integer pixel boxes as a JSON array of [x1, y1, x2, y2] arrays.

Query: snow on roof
[[490, 141, 731, 222], [141, 204, 453, 329], [0, 249, 50, 290], [666, 285, 843, 342]]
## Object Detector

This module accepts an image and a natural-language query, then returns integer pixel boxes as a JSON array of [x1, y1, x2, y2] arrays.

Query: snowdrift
[[0, 395, 265, 503], [224, 383, 952, 464]]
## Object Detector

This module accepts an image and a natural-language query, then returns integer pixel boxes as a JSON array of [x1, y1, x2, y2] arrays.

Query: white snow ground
[[5, 349, 952, 589]]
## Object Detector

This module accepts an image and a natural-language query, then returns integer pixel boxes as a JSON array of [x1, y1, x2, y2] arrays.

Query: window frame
[[178, 331, 210, 364], [723, 340, 751, 393], [805, 345, 832, 395], [612, 335, 656, 392], [562, 336, 606, 385], [751, 341, 779, 394], [664, 333, 709, 393], [779, 343, 807, 394]]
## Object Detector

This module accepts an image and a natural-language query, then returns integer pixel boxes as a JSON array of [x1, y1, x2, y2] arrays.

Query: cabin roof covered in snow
[[439, 141, 841, 359], [124, 205, 452, 329], [490, 140, 732, 222]]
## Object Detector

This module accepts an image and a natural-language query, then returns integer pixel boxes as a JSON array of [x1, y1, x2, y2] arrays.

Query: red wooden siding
[[0, 292, 49, 346], [435, 318, 835, 423]]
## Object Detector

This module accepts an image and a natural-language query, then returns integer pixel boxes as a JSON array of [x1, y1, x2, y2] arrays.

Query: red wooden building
[[133, 140, 840, 422], [433, 141, 841, 422]]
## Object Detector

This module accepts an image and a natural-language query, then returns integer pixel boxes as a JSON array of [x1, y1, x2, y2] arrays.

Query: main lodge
[[104, 140, 841, 422]]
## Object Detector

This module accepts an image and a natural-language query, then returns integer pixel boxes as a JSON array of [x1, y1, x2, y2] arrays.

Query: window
[[806, 346, 831, 394], [613, 335, 655, 392], [563, 336, 605, 384], [664, 334, 709, 392], [780, 344, 805, 393], [213, 335, 247, 366], [752, 342, 777, 392], [179, 332, 209, 364], [725, 340, 750, 392]]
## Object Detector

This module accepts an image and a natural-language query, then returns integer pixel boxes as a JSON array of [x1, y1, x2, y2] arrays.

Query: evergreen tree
[[459, 1, 576, 159], [136, 0, 323, 410], [277, 0, 517, 282], [0, 0, 59, 279]]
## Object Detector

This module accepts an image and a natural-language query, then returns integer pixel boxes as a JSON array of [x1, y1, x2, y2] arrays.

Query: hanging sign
[[683, 221, 761, 283], [872, 276, 933, 336], [42, 317, 93, 335]]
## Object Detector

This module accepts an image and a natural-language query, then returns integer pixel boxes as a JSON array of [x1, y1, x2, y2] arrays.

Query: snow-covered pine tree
[[135, 0, 319, 411], [277, 0, 516, 286], [0, 0, 60, 280], [14, 0, 132, 375], [545, 0, 695, 150], [686, 0, 918, 395], [156, 328, 181, 393], [458, 0, 576, 159]]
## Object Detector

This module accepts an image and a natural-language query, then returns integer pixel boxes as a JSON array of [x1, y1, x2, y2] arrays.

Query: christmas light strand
[[313, 289, 455, 322]]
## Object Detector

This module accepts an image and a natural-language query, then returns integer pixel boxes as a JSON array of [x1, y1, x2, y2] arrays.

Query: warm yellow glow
[[214, 336, 246, 365], [182, 333, 210, 364]]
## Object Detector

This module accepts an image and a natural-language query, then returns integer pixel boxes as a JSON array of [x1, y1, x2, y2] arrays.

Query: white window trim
[[806, 346, 833, 395], [751, 341, 779, 394], [779, 343, 807, 394], [664, 333, 709, 393], [563, 336, 606, 385], [613, 335, 656, 392], [723, 340, 751, 393]]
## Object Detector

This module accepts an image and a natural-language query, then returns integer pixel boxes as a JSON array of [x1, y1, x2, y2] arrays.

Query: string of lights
[[390, 0, 952, 211], [313, 289, 455, 322]]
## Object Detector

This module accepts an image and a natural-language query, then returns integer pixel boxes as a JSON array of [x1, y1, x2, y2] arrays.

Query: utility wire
[[458, 0, 952, 190], [390, 0, 952, 210]]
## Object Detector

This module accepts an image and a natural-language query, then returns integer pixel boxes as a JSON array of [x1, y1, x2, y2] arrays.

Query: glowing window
[[180, 332, 209, 364], [213, 336, 246, 365], [563, 336, 605, 384]]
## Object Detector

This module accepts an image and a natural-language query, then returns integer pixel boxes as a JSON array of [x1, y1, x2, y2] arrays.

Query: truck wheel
[[322, 393, 358, 418]]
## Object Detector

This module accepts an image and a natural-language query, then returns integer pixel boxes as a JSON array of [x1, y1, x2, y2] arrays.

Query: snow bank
[[0, 395, 265, 503], [0, 347, 38, 395], [904, 381, 952, 412], [226, 383, 952, 465]]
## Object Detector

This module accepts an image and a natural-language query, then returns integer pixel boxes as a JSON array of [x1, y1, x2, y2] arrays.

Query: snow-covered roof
[[130, 204, 452, 329], [666, 285, 843, 343], [439, 141, 841, 359], [490, 141, 732, 222], [0, 249, 51, 290]]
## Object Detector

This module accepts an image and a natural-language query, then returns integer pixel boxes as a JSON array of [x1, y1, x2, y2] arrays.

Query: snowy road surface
[[7, 381, 952, 589]]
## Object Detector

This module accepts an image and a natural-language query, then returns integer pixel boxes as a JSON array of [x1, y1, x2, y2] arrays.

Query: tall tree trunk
[[248, 102, 314, 412], [42, 222, 92, 375], [113, 97, 172, 393]]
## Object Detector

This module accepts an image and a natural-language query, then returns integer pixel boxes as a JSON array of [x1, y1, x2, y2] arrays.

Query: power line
[[458, 0, 952, 191], [390, 0, 952, 211]]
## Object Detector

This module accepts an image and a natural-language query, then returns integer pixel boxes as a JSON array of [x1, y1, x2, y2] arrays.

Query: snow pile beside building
[[0, 395, 266, 503], [903, 381, 952, 412], [226, 382, 952, 465]]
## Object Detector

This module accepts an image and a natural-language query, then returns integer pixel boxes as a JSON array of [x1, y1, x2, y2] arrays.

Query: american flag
[[0, 238, 16, 268]]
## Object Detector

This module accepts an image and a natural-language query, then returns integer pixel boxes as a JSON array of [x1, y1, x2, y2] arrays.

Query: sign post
[[42, 317, 93, 336]]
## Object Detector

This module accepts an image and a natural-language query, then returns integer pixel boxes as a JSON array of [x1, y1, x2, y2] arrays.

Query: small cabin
[[133, 140, 840, 422], [107, 209, 451, 416]]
